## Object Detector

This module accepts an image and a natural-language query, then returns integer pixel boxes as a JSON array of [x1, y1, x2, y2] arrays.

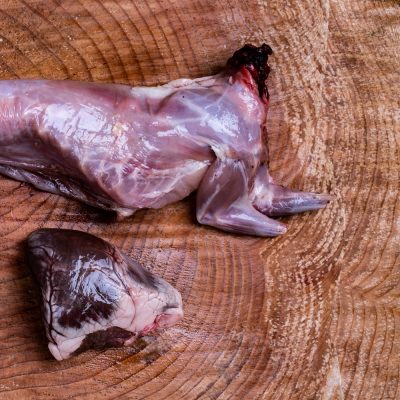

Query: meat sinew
[[26, 229, 183, 360], [0, 44, 331, 237]]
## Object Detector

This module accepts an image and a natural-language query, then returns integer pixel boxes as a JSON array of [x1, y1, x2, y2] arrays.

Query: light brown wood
[[0, 0, 398, 398]]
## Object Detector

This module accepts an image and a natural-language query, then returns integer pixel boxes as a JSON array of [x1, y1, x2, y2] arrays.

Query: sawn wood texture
[[0, 0, 398, 399]]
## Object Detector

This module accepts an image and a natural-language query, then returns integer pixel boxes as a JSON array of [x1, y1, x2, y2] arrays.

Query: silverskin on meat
[[26, 229, 183, 360], [0, 44, 331, 236]]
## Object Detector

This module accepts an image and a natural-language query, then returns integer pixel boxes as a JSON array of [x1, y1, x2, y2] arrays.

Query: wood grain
[[0, 0, 398, 398]]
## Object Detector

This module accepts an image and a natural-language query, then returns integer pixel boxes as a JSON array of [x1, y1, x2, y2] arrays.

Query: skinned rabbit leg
[[251, 166, 333, 217], [196, 159, 287, 237]]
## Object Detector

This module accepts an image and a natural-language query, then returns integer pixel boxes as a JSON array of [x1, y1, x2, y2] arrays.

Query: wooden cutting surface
[[0, 0, 398, 399]]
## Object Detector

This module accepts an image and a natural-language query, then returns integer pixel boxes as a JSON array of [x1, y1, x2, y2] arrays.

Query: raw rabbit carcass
[[0, 44, 331, 236]]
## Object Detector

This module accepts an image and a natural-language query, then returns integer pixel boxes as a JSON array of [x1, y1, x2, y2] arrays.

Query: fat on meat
[[0, 44, 332, 236], [26, 229, 183, 360]]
